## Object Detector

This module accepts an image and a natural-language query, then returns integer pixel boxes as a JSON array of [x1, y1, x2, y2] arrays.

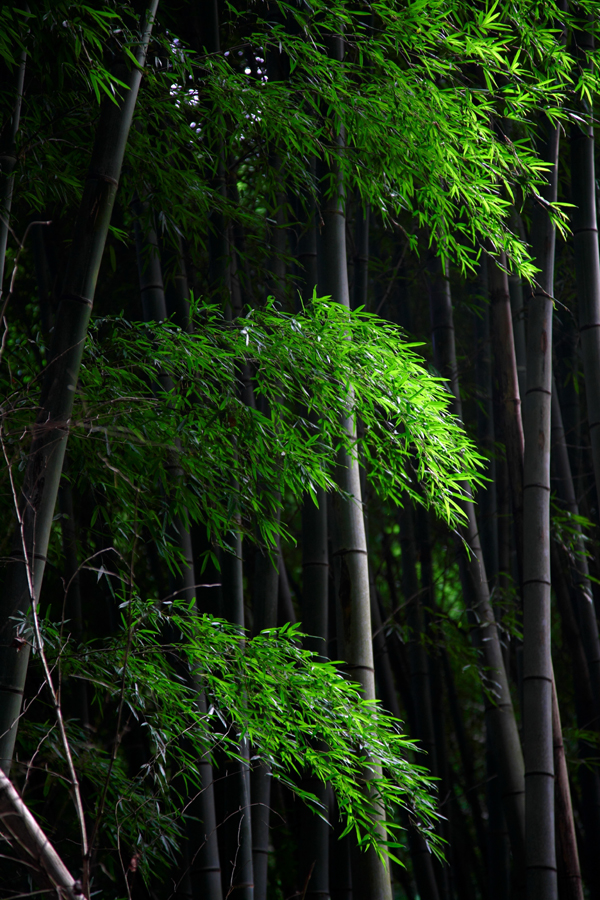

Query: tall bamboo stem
[[489, 251, 525, 585], [321, 33, 391, 900], [508, 211, 528, 402], [552, 675, 583, 900], [473, 258, 498, 584], [522, 122, 559, 900], [251, 540, 280, 900], [133, 202, 224, 900], [0, 1, 159, 773], [571, 29, 600, 510], [551, 383, 600, 717], [428, 256, 526, 879]]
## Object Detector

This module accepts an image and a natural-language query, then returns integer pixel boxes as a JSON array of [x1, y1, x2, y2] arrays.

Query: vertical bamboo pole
[[473, 258, 498, 584], [251, 541, 280, 900], [321, 32, 391, 900], [0, 0, 159, 772], [352, 201, 369, 311], [552, 676, 583, 900], [133, 202, 196, 605], [399, 505, 436, 773], [370, 583, 440, 900], [508, 211, 528, 402], [218, 539, 254, 900], [300, 489, 331, 900], [133, 203, 224, 900], [489, 252, 525, 585], [296, 181, 330, 898], [522, 122, 559, 900], [571, 27, 600, 509], [551, 385, 600, 715], [428, 256, 526, 879]]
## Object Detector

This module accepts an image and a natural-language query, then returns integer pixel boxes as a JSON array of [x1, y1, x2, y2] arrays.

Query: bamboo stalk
[[251, 540, 280, 900], [352, 201, 369, 312], [133, 200, 224, 900], [522, 122, 559, 900], [552, 676, 583, 900], [551, 541, 600, 900], [428, 255, 526, 879], [473, 257, 499, 584], [217, 539, 254, 900], [400, 504, 436, 774], [0, 0, 159, 773], [508, 211, 528, 401], [321, 34, 392, 900], [489, 251, 525, 585], [571, 28, 600, 511], [371, 585, 440, 900], [551, 384, 600, 719]]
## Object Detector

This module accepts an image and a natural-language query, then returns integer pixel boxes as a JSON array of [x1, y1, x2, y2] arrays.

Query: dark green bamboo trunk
[[320, 33, 391, 900], [571, 30, 600, 510], [133, 202, 196, 604], [489, 251, 525, 585], [251, 542, 280, 900], [300, 487, 331, 900], [552, 542, 600, 900], [552, 677, 583, 900], [200, 0, 253, 873], [473, 258, 498, 584], [134, 204, 224, 900], [370, 580, 440, 900], [352, 202, 369, 312], [277, 552, 296, 626], [523, 122, 559, 900], [163, 235, 193, 334], [400, 505, 436, 772], [0, 1, 159, 773], [441, 651, 488, 866], [218, 542, 254, 900], [428, 257, 526, 880], [551, 386, 600, 716], [508, 212, 528, 402], [486, 726, 511, 900]]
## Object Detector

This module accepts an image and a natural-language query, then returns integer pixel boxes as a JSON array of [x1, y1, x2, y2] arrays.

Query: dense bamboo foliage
[[4, 2, 600, 900]]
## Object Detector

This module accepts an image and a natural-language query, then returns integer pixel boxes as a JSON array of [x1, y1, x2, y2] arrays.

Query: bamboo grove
[[3, 1, 600, 899]]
